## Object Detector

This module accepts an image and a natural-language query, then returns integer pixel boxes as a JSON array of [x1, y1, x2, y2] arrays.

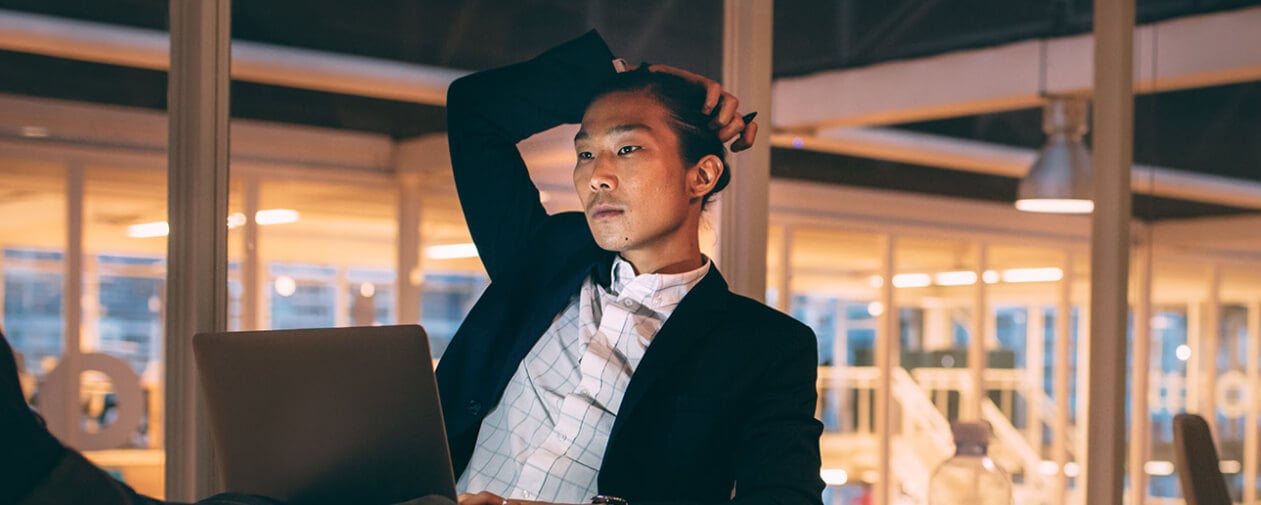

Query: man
[[440, 31, 823, 505], [0, 31, 822, 505]]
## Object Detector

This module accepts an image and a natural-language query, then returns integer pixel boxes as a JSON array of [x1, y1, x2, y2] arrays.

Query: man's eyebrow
[[574, 123, 653, 143], [610, 123, 651, 135]]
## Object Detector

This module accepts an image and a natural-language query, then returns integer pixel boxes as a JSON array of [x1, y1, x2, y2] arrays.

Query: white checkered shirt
[[457, 256, 710, 503]]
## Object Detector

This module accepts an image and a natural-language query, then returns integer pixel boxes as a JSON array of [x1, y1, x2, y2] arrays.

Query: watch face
[[592, 495, 628, 505]]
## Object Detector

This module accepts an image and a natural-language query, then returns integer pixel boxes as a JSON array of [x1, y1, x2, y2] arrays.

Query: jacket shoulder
[[722, 293, 817, 347]]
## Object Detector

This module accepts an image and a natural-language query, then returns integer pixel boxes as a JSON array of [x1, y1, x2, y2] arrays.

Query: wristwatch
[[591, 494, 629, 505]]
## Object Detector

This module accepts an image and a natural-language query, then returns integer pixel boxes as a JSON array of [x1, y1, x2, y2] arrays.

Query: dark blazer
[[435, 31, 825, 505]]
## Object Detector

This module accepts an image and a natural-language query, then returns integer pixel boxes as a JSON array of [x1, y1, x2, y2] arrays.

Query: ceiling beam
[[0, 9, 468, 106], [1153, 214, 1261, 245], [772, 128, 1261, 210], [772, 5, 1261, 129]]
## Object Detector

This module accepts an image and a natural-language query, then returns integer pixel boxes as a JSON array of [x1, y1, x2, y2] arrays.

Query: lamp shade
[[1016, 96, 1094, 214]]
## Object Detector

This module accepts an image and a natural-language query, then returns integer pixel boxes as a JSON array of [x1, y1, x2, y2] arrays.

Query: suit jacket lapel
[[493, 249, 615, 397], [607, 267, 729, 444]]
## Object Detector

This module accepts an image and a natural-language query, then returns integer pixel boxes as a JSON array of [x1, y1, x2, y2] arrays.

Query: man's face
[[574, 91, 698, 258]]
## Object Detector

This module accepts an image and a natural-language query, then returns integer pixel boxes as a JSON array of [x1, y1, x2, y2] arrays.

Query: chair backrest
[[1172, 413, 1232, 505]]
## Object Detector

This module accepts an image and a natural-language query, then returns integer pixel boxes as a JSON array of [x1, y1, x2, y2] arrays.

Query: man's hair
[[589, 69, 730, 208]]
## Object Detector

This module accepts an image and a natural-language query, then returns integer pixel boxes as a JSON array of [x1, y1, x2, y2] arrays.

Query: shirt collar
[[607, 255, 711, 298]]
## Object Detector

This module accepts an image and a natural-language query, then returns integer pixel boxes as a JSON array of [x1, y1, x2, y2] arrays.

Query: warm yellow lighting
[[982, 270, 1000, 284], [867, 301, 885, 317], [359, 282, 376, 298], [128, 209, 298, 238], [892, 273, 932, 288], [1015, 199, 1094, 214], [20, 125, 50, 138], [227, 212, 247, 229], [1063, 462, 1081, 478], [1001, 267, 1064, 283], [255, 209, 300, 225], [820, 469, 848, 486], [427, 243, 479, 260], [1037, 460, 1060, 476], [934, 271, 978, 286], [126, 221, 170, 238], [1144, 460, 1175, 476], [1221, 460, 1242, 474], [868, 275, 884, 288], [1176, 344, 1192, 361], [274, 276, 297, 297]]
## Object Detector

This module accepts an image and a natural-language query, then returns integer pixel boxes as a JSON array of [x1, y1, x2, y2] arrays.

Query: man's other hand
[[458, 491, 577, 505], [641, 63, 759, 152]]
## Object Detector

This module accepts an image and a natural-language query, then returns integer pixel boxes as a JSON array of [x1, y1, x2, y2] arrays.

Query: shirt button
[[622, 299, 634, 307], [466, 400, 482, 416]]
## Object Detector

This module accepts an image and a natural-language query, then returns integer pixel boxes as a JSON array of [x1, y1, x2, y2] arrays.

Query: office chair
[[1172, 413, 1232, 505]]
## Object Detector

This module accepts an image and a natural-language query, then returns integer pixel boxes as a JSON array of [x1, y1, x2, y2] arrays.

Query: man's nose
[[589, 157, 617, 192]]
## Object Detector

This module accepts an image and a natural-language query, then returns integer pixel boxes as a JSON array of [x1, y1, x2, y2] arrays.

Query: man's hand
[[458, 491, 577, 505], [641, 63, 759, 152]]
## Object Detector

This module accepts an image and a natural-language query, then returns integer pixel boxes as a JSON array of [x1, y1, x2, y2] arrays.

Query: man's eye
[[577, 151, 594, 160], [617, 145, 641, 155]]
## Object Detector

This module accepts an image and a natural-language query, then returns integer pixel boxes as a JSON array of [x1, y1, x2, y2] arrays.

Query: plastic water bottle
[[928, 421, 1013, 505]]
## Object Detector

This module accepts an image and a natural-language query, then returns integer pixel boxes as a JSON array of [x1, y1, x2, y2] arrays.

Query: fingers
[[703, 82, 723, 115], [709, 93, 740, 131], [731, 120, 758, 152], [644, 63, 723, 115], [641, 63, 757, 151], [458, 491, 506, 505]]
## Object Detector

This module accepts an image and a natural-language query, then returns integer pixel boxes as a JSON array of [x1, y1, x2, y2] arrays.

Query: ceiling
[[0, 0, 1258, 220]]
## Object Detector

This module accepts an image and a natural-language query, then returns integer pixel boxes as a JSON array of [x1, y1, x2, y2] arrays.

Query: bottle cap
[[952, 421, 992, 444]]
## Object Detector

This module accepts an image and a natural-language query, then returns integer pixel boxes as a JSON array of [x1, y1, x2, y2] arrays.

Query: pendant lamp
[[1015, 95, 1094, 214]]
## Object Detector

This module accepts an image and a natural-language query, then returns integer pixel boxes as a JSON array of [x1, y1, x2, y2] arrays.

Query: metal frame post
[[166, 0, 231, 499], [874, 235, 896, 505], [1082, 0, 1135, 503], [717, 0, 773, 301]]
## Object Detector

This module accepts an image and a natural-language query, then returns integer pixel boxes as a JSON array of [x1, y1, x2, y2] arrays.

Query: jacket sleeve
[[445, 30, 617, 282], [728, 324, 826, 505], [635, 322, 826, 505]]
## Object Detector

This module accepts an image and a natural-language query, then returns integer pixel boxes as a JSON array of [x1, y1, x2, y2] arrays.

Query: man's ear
[[688, 154, 724, 199]]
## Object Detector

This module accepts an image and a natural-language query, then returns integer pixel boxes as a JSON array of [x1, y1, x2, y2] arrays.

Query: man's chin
[[590, 231, 634, 252]]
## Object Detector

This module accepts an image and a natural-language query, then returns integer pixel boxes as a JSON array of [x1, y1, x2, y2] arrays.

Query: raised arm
[[445, 30, 618, 281]]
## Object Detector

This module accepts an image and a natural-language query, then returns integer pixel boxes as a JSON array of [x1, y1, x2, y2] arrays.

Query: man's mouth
[[588, 203, 624, 219]]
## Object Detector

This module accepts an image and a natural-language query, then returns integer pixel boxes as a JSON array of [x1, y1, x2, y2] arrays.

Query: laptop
[[193, 325, 456, 505]]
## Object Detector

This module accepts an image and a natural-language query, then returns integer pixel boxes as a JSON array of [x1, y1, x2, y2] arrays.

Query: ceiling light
[[1144, 460, 1175, 476], [426, 243, 479, 260], [128, 209, 298, 238], [19, 126, 51, 138], [934, 271, 977, 286], [1016, 96, 1094, 214], [126, 221, 170, 238], [820, 469, 848, 486], [273, 275, 297, 297], [891, 273, 931, 288], [1001, 267, 1064, 283], [255, 209, 300, 225], [866, 301, 885, 317]]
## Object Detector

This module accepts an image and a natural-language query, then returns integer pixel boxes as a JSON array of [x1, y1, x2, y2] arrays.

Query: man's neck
[[621, 253, 706, 276]]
